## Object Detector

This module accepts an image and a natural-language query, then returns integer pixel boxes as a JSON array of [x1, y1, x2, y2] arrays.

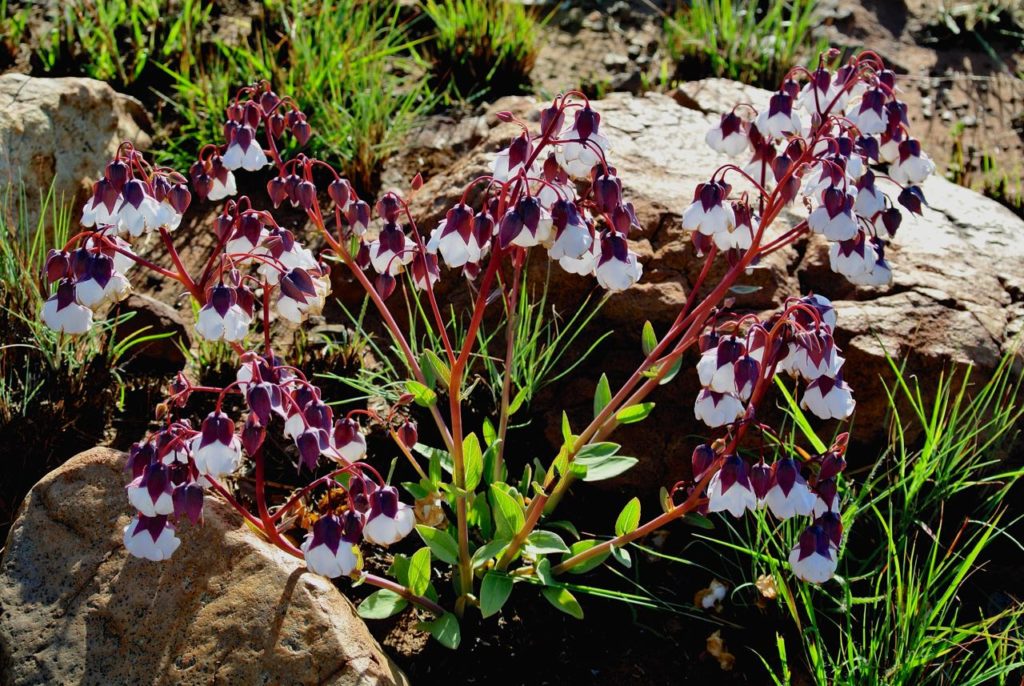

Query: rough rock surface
[[407, 81, 1024, 486], [110, 293, 193, 373], [0, 74, 150, 230], [0, 448, 406, 686]]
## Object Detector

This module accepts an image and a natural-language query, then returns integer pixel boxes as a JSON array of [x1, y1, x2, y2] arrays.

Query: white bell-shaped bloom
[[124, 515, 181, 561]]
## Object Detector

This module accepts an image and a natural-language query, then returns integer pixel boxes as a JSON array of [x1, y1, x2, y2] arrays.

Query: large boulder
[[403, 81, 1024, 487], [0, 74, 150, 230], [0, 448, 406, 686]]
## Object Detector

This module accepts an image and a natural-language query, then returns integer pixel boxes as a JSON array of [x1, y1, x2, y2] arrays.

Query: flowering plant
[[41, 49, 932, 645]]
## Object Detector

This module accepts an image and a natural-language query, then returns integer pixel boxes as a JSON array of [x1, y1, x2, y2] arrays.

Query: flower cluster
[[701, 58, 933, 286], [418, 99, 644, 291], [42, 149, 190, 333], [121, 353, 417, 569]]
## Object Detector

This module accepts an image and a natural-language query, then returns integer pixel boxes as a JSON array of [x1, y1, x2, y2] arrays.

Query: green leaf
[[535, 558, 555, 586], [482, 439, 505, 485], [659, 357, 683, 385], [405, 380, 437, 407], [562, 540, 610, 574], [615, 497, 641, 536], [641, 320, 657, 355], [545, 520, 580, 539], [576, 454, 639, 482], [524, 530, 570, 555], [508, 387, 528, 415], [469, 491, 494, 539], [490, 485, 525, 540], [463, 433, 484, 491], [408, 547, 432, 596], [683, 513, 716, 530], [402, 481, 429, 499], [357, 590, 408, 619], [560, 411, 573, 445], [416, 525, 459, 565], [420, 612, 461, 649], [417, 443, 454, 477], [479, 572, 514, 618], [471, 537, 510, 568], [729, 284, 762, 295], [611, 545, 632, 568], [542, 587, 584, 619], [482, 417, 497, 447], [388, 554, 410, 586], [615, 402, 655, 424], [593, 373, 612, 419], [422, 349, 451, 389], [576, 442, 620, 459]]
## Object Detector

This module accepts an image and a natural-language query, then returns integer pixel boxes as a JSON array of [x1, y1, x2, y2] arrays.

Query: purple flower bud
[[267, 177, 289, 208], [397, 420, 418, 449], [749, 461, 772, 500], [328, 178, 351, 208], [173, 483, 204, 524], [692, 443, 715, 480]]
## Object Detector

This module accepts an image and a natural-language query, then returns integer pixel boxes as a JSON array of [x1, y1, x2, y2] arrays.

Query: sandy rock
[[0, 74, 150, 230], [0, 447, 406, 686]]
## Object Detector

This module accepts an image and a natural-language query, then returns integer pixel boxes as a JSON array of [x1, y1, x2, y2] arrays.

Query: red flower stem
[[550, 457, 722, 576], [361, 573, 445, 616], [307, 206, 455, 453], [448, 244, 503, 609], [253, 447, 304, 557], [205, 475, 268, 531], [159, 227, 204, 304], [494, 255, 524, 481]]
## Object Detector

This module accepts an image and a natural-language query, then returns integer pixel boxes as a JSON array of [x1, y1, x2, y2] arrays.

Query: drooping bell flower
[[682, 181, 735, 238], [801, 374, 856, 421], [547, 200, 593, 261], [195, 284, 252, 342], [764, 458, 816, 519], [221, 124, 269, 171], [369, 223, 414, 275], [257, 228, 319, 285], [301, 511, 362, 578], [707, 454, 757, 518], [362, 486, 416, 546], [696, 336, 745, 394], [788, 524, 838, 583], [427, 203, 487, 268], [828, 231, 878, 279], [848, 241, 893, 287], [189, 411, 243, 477], [207, 156, 237, 202], [888, 138, 934, 185], [81, 178, 120, 228], [499, 196, 553, 249], [705, 111, 749, 156], [72, 252, 131, 309], [411, 250, 440, 291], [594, 232, 642, 291], [127, 462, 174, 517], [172, 482, 204, 525], [41, 280, 93, 334], [116, 179, 163, 237], [493, 132, 532, 182], [849, 87, 888, 135], [755, 89, 801, 139], [693, 388, 744, 428], [276, 267, 329, 324], [331, 417, 367, 463], [557, 105, 610, 177], [123, 514, 181, 561], [225, 212, 268, 263], [808, 187, 859, 242]]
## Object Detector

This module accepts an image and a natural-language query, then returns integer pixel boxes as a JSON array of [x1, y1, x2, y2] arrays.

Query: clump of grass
[[948, 121, 1024, 219], [664, 0, 828, 88], [158, 0, 431, 193], [420, 0, 542, 99], [696, 353, 1024, 684], [7, 0, 212, 88]]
